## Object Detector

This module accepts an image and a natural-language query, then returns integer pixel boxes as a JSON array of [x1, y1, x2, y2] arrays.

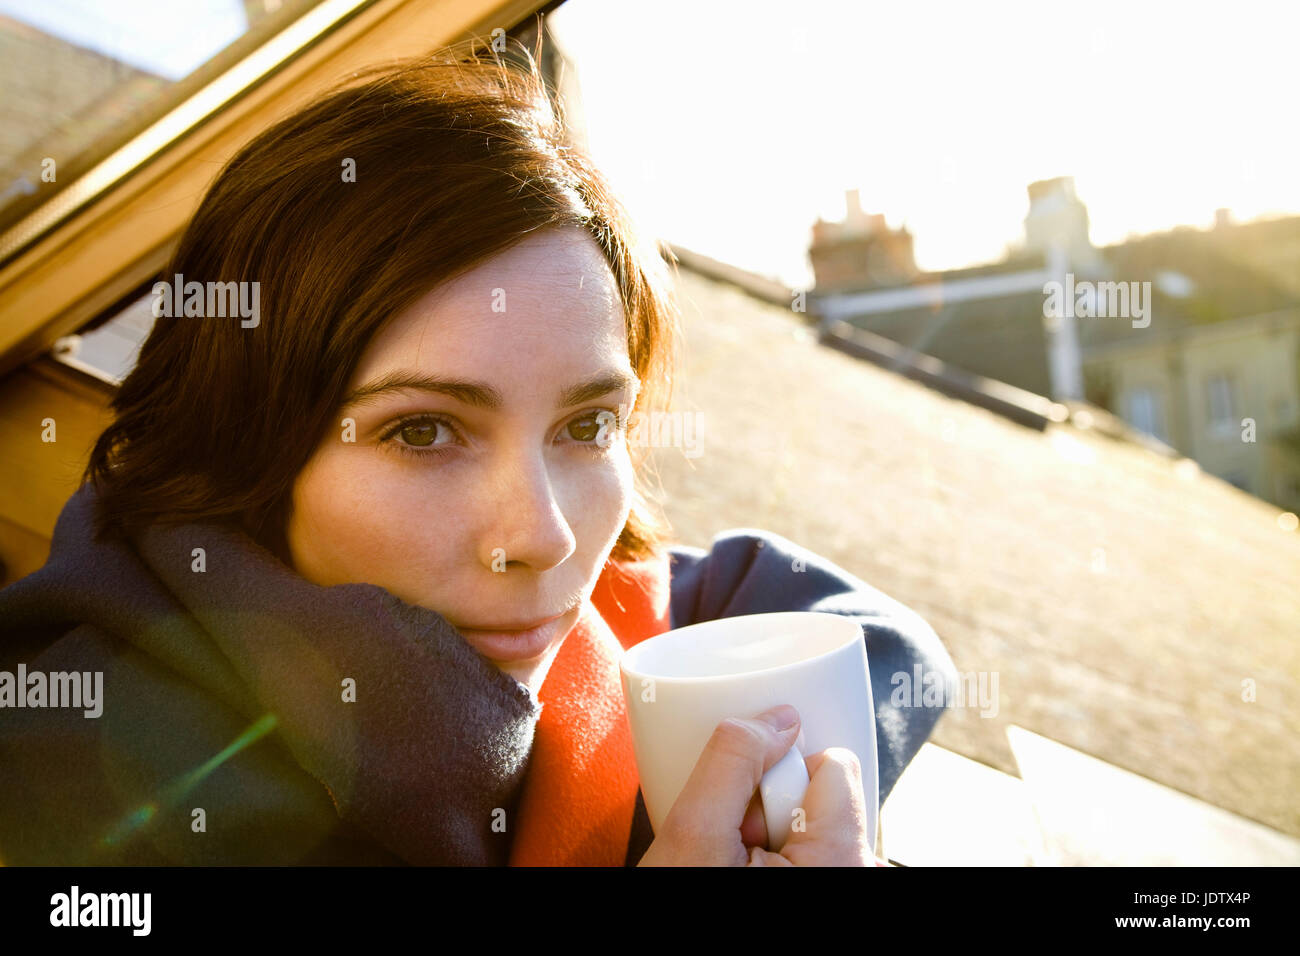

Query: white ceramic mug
[[620, 611, 878, 854]]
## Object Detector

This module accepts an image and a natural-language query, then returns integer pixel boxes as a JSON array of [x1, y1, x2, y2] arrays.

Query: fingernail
[[758, 705, 798, 732]]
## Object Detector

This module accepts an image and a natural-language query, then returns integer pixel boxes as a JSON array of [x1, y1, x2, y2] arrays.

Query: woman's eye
[[567, 413, 602, 443], [382, 415, 451, 453], [567, 409, 622, 446], [400, 420, 439, 446], [381, 409, 621, 460]]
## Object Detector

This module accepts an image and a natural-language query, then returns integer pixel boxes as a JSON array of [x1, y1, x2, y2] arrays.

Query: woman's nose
[[477, 454, 576, 573]]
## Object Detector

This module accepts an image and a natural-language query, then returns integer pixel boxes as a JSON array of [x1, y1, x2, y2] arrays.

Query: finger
[[748, 845, 794, 867], [740, 792, 767, 848], [788, 747, 870, 851], [801, 750, 828, 776], [660, 705, 800, 850]]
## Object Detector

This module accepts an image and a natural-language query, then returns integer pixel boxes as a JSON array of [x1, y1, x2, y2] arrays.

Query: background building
[[812, 180, 1300, 510]]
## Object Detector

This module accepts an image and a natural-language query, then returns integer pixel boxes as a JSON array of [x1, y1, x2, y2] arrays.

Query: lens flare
[[98, 713, 279, 850]]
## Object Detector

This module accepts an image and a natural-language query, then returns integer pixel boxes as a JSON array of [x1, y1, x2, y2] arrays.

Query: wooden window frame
[[0, 0, 551, 381]]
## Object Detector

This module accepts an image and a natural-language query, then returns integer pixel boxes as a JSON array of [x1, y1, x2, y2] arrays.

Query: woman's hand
[[636, 704, 875, 866]]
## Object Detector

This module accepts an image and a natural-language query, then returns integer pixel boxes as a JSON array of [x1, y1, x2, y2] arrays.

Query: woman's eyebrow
[[341, 369, 640, 410]]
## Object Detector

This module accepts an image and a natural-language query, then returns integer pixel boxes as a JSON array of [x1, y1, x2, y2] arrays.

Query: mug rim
[[619, 610, 864, 683]]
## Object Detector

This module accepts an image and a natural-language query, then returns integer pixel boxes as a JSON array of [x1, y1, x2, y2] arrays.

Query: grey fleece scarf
[[0, 482, 541, 865]]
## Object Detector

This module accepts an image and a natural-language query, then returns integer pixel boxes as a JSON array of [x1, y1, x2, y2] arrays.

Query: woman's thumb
[[661, 705, 801, 847]]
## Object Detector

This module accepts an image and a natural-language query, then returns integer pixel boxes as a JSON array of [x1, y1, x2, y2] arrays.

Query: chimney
[[845, 189, 868, 233], [1044, 241, 1085, 401], [1024, 175, 1097, 274]]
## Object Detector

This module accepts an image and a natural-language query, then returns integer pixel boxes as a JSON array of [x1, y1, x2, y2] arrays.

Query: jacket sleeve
[[666, 528, 959, 805]]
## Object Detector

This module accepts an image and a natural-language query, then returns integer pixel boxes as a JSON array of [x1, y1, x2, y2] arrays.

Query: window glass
[[1207, 375, 1235, 430], [1125, 387, 1164, 440], [0, 0, 338, 238]]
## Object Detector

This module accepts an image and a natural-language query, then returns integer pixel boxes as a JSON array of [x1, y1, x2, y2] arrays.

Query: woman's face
[[286, 226, 639, 695]]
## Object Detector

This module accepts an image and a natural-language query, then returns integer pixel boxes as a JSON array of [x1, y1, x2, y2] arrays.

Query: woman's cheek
[[345, 464, 465, 568], [571, 447, 635, 543], [290, 448, 438, 585]]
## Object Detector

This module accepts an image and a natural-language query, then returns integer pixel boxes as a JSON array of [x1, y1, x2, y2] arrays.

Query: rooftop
[[650, 258, 1300, 855]]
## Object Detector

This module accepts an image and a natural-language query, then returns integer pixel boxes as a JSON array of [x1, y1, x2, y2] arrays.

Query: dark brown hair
[[85, 36, 680, 566]]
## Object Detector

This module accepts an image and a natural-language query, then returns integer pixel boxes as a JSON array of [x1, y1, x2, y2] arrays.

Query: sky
[[4, 0, 1296, 290], [547, 0, 1300, 289], [0, 0, 247, 80]]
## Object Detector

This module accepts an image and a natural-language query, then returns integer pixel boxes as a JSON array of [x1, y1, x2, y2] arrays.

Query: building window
[[1207, 374, 1236, 435], [1125, 386, 1166, 441]]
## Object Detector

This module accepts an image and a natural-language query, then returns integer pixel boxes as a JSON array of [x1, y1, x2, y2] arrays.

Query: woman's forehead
[[352, 228, 629, 386]]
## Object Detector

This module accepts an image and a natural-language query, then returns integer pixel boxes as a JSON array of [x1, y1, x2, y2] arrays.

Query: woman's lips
[[454, 607, 579, 663]]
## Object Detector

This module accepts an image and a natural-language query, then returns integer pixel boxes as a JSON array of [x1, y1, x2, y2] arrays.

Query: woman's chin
[[494, 651, 553, 696]]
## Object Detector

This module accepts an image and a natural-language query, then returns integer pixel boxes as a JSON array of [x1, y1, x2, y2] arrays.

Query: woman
[[0, 40, 957, 866]]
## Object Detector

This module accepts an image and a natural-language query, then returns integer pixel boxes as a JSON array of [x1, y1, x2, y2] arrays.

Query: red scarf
[[505, 551, 892, 867], [507, 552, 672, 866]]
